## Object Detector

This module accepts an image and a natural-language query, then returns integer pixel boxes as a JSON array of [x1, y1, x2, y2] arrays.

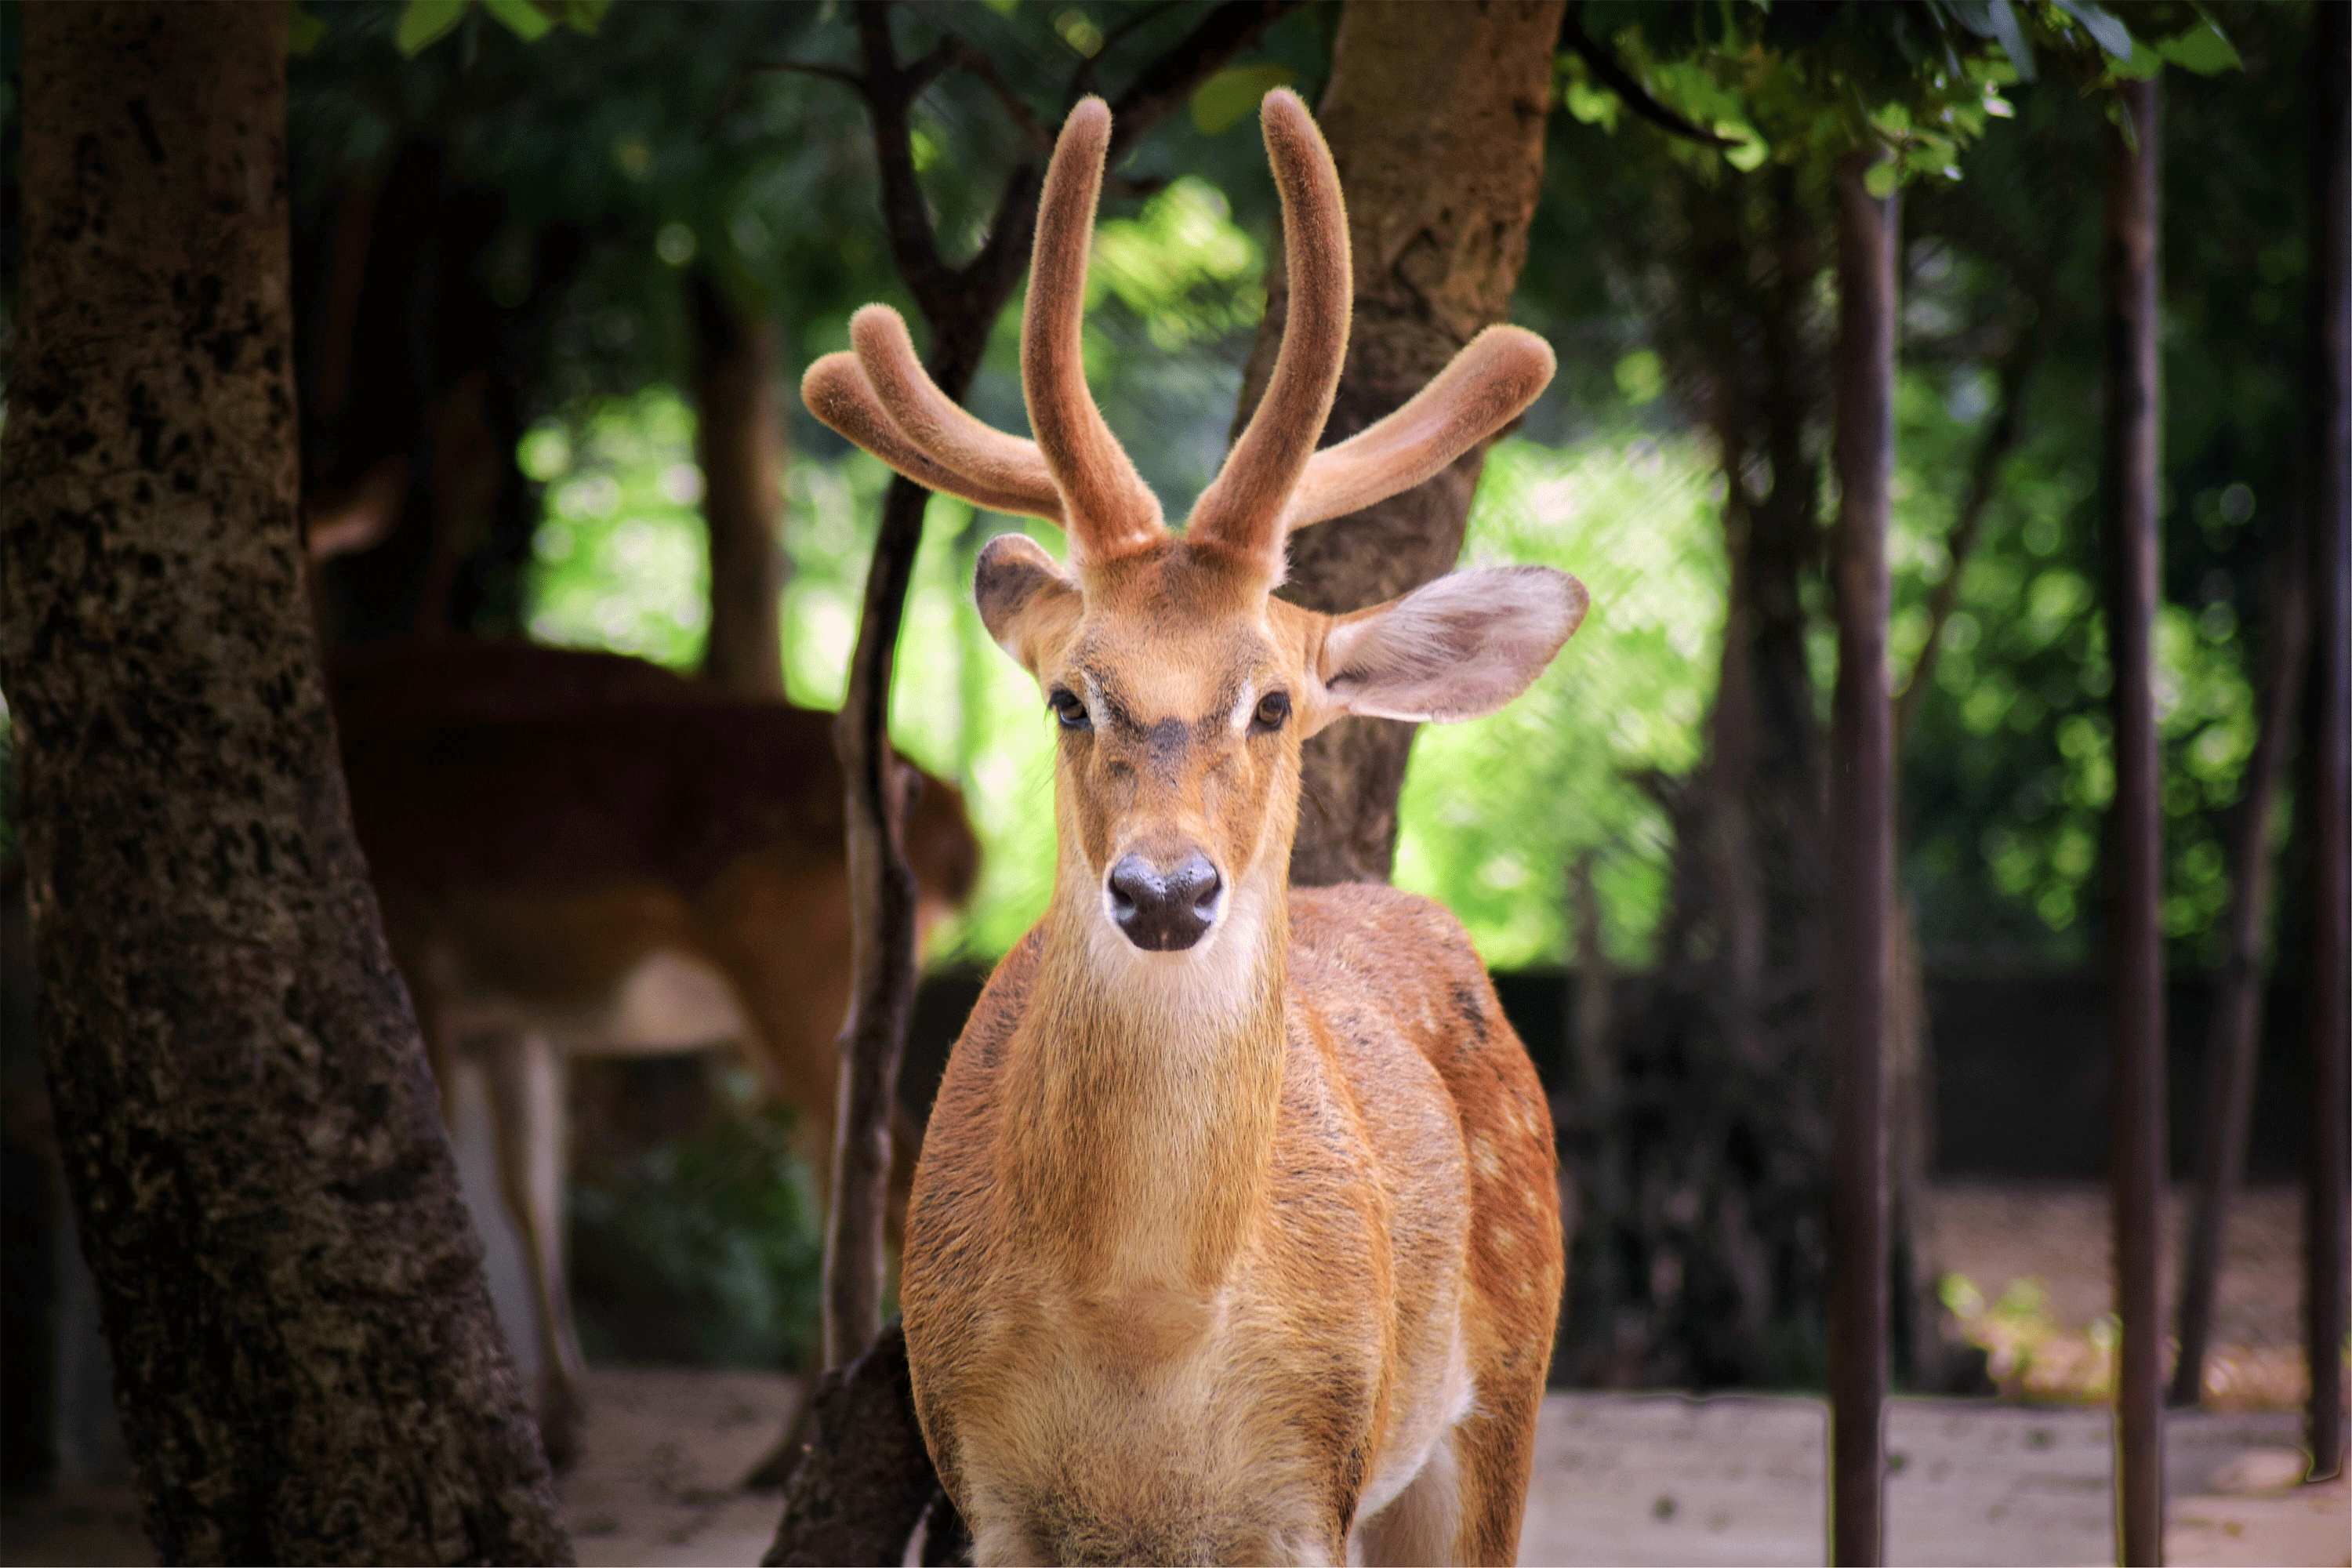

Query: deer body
[[806, 90, 1577, 1565], [329, 638, 977, 1463]]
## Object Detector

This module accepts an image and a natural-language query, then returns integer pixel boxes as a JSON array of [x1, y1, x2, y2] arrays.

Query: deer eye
[[1250, 691, 1291, 734], [1049, 688, 1091, 731]]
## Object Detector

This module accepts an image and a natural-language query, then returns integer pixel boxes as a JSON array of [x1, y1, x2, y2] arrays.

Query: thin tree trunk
[[2169, 540, 2307, 1408], [692, 269, 789, 698], [1827, 147, 1897, 1568], [2302, 0, 2350, 1486], [0, 6, 571, 1563], [1236, 0, 1563, 885], [2101, 76, 2167, 1566]]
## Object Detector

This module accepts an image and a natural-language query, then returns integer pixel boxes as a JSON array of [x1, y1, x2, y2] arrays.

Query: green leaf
[[2154, 21, 2241, 75], [286, 2, 326, 54], [1189, 64, 1295, 136], [2105, 93, 2140, 155], [1981, 0, 2035, 82], [547, 0, 611, 34], [2111, 37, 2163, 81], [1723, 127, 1769, 172], [979, 0, 1019, 13], [396, 0, 468, 55], [483, 0, 553, 40], [2053, 0, 2134, 63], [1864, 159, 1900, 199]]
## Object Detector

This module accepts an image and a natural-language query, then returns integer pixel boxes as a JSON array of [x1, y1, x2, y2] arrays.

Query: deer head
[[804, 90, 1585, 964]]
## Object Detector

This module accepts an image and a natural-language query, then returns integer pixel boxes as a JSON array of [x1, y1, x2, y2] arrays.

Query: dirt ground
[[1924, 1181, 2312, 1408], [6, 1181, 2343, 1566]]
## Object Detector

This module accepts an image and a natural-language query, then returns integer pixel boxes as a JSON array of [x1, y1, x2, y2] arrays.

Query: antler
[[803, 353, 1064, 522], [800, 90, 1557, 571], [1185, 89, 1350, 572], [1022, 97, 1166, 562], [1284, 326, 1555, 530]]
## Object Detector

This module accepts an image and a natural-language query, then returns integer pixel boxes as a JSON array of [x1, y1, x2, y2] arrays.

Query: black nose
[[1106, 852, 1222, 951]]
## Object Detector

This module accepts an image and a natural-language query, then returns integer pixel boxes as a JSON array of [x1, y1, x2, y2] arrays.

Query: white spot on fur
[[1472, 1135, 1504, 1181]]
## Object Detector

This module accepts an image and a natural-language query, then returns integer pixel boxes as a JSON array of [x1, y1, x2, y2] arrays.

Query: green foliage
[[525, 390, 711, 667], [394, 0, 607, 56], [1189, 63, 1297, 136], [1567, 0, 2238, 189]]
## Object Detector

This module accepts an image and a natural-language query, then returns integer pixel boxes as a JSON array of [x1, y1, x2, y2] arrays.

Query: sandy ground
[[7, 1181, 2340, 1566], [6, 1370, 2343, 1568]]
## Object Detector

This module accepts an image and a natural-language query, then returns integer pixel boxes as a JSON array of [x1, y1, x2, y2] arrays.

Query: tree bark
[[0, 5, 572, 1563], [1826, 147, 1896, 1568], [2301, 0, 2350, 1485], [692, 269, 790, 698], [1236, 0, 1563, 885], [2101, 76, 2167, 1566]]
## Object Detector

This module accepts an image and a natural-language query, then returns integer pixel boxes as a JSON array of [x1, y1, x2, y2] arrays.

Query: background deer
[[804, 91, 1579, 1565], [312, 461, 978, 1465]]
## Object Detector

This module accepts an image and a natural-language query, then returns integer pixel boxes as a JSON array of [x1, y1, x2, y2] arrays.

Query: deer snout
[[1106, 851, 1222, 952]]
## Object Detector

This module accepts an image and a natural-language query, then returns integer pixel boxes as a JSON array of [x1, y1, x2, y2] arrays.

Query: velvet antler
[[1021, 97, 1167, 562], [802, 353, 1064, 522], [800, 90, 1558, 569], [1184, 88, 1349, 572], [1283, 326, 1555, 530]]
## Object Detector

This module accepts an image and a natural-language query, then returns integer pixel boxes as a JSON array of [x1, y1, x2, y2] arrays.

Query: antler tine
[[850, 305, 1065, 511], [1284, 326, 1555, 531], [804, 353, 1065, 523], [1186, 89, 1351, 575], [1023, 96, 1164, 564]]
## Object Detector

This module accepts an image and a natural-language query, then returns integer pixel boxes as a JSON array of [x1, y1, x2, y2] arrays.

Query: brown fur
[[812, 89, 1581, 1565]]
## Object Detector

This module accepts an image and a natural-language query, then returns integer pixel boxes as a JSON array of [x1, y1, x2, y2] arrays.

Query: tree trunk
[[1826, 147, 1896, 1568], [2101, 75, 2168, 1566], [0, 7, 572, 1563], [2169, 532, 2308, 1408], [2301, 0, 2350, 1485], [1235, 0, 1563, 884], [692, 269, 790, 698]]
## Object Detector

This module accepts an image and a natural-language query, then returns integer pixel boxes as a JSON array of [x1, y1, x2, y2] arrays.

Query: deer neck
[[1000, 851, 1290, 1343]]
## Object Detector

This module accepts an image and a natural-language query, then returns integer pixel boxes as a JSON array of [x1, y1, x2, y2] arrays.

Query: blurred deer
[[306, 493, 978, 1469], [805, 92, 1577, 1565]]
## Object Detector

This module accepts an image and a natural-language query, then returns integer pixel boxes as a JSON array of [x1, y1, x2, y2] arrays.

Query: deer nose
[[1106, 851, 1222, 952]]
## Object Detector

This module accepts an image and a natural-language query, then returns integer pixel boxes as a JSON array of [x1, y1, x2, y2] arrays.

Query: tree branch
[[857, 2, 953, 314], [953, 38, 1054, 156], [1105, 0, 1300, 162], [1560, 1, 1738, 151], [1893, 281, 2054, 738], [749, 56, 866, 91]]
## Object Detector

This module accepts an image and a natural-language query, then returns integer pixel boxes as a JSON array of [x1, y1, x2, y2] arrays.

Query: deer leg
[[1356, 1431, 1465, 1567], [484, 1028, 588, 1471]]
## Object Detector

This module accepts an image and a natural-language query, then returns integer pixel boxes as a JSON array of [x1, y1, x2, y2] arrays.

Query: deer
[[311, 535, 978, 1469], [800, 90, 1581, 1566]]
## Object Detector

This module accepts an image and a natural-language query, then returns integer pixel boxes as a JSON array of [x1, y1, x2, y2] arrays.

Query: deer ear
[[975, 533, 1082, 676], [1316, 567, 1588, 724]]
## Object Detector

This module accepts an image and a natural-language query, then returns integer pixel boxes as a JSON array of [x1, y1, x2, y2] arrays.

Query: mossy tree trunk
[[1236, 0, 1565, 885], [0, 5, 572, 1561]]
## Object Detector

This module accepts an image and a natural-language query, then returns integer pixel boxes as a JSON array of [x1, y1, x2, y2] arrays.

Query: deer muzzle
[[1106, 851, 1222, 952]]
